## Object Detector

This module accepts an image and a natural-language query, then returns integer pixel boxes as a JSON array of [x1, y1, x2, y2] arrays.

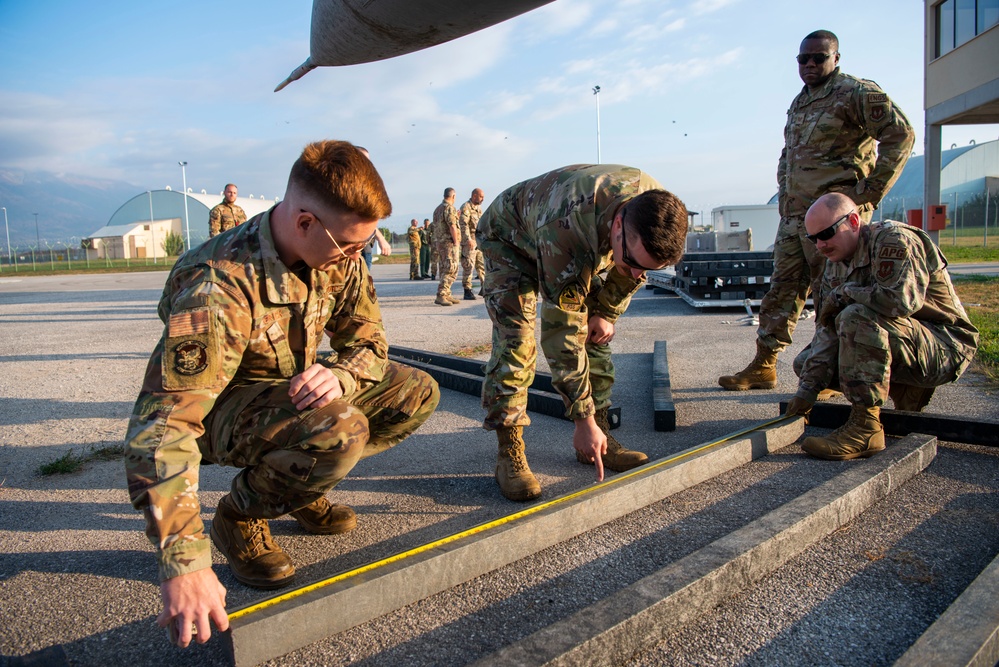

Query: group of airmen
[[406, 187, 487, 305], [124, 29, 979, 649]]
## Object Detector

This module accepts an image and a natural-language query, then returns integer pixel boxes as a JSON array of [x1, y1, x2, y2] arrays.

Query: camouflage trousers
[[435, 240, 460, 299], [409, 245, 422, 279], [793, 303, 975, 407], [479, 250, 614, 430], [199, 361, 439, 519], [429, 242, 440, 279], [757, 210, 872, 353], [460, 242, 485, 290]]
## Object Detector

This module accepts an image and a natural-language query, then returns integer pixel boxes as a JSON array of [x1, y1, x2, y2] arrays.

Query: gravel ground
[[0, 263, 996, 666]]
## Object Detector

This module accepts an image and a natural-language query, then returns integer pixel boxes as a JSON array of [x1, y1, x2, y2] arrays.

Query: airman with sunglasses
[[785, 193, 978, 460], [124, 140, 440, 648], [477, 164, 688, 501], [719, 29, 914, 393]]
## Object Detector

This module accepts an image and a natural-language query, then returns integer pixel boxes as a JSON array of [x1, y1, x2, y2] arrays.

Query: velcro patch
[[878, 246, 907, 260], [168, 309, 210, 337], [558, 284, 584, 312], [877, 260, 896, 281], [868, 92, 887, 103], [870, 105, 885, 122]]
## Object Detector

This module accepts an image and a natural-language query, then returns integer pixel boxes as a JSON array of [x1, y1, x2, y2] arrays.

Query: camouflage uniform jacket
[[778, 69, 914, 218], [479, 164, 661, 419], [459, 200, 482, 245], [125, 208, 388, 580], [208, 200, 248, 237], [433, 200, 459, 246], [796, 221, 979, 399], [407, 226, 422, 250]]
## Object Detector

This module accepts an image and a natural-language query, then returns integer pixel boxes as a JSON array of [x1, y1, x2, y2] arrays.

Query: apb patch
[[174, 340, 209, 375], [868, 92, 887, 104]]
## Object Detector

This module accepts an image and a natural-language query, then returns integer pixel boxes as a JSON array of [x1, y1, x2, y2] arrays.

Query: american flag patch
[[168, 309, 210, 337]]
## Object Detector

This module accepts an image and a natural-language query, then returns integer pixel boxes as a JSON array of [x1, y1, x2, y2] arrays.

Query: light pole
[[33, 212, 40, 248], [179, 161, 191, 251], [592, 85, 602, 164], [2, 207, 10, 265]]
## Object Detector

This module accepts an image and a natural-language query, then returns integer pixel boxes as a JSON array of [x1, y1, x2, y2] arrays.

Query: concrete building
[[923, 0, 999, 241], [84, 188, 279, 258]]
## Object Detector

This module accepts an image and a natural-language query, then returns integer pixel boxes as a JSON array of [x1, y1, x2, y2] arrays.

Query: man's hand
[[573, 416, 607, 481], [587, 315, 615, 345], [818, 291, 849, 328], [158, 569, 228, 648], [786, 396, 814, 423], [289, 363, 344, 410], [374, 229, 391, 255]]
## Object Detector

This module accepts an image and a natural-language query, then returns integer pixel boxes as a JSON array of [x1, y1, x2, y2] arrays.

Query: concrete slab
[[652, 340, 676, 432], [222, 417, 805, 666], [475, 433, 938, 667], [780, 401, 999, 447], [894, 551, 999, 667]]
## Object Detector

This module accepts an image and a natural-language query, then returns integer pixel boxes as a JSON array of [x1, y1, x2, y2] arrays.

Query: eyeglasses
[[796, 52, 836, 65], [805, 211, 853, 243], [302, 209, 376, 258], [620, 219, 668, 272]]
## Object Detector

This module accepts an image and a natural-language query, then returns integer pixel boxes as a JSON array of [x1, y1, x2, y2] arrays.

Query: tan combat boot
[[496, 426, 542, 501], [889, 383, 936, 412], [210, 495, 296, 589], [434, 295, 453, 307], [801, 404, 886, 460], [290, 497, 357, 535], [718, 341, 778, 390], [575, 407, 649, 472], [447, 294, 461, 304]]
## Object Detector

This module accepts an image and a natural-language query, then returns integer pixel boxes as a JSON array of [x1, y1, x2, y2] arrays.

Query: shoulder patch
[[878, 246, 907, 260], [870, 105, 885, 122], [867, 92, 887, 104], [558, 284, 584, 312], [876, 260, 896, 281]]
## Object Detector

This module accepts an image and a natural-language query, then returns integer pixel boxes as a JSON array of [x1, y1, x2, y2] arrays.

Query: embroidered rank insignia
[[870, 105, 885, 122], [173, 340, 209, 375], [877, 260, 895, 281], [868, 93, 887, 104]]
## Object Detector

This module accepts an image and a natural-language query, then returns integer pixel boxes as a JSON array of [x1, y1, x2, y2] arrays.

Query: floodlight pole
[[33, 212, 40, 248], [2, 207, 10, 265], [592, 85, 602, 164], [179, 161, 191, 251]]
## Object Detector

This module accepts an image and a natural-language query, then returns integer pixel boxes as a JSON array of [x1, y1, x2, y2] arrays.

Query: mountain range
[[0, 168, 142, 247]]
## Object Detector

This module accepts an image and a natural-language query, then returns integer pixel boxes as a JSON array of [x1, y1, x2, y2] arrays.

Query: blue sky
[[1, 0, 995, 234]]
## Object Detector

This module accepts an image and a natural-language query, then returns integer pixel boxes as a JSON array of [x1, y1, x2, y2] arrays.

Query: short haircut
[[622, 190, 689, 266], [224, 183, 237, 191], [803, 30, 839, 51], [443, 187, 455, 199], [288, 140, 392, 219]]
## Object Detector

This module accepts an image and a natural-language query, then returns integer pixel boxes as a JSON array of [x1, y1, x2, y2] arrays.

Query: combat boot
[[718, 341, 778, 390], [889, 383, 935, 412], [434, 295, 453, 307], [816, 388, 842, 401], [801, 404, 885, 460], [210, 495, 295, 589], [464, 288, 477, 300], [495, 426, 541, 501], [576, 407, 649, 472], [289, 497, 357, 535], [448, 294, 461, 304]]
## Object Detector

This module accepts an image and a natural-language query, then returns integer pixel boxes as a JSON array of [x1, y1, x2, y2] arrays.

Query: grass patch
[[37, 443, 126, 476], [453, 343, 492, 358], [953, 275, 999, 383], [938, 244, 999, 263]]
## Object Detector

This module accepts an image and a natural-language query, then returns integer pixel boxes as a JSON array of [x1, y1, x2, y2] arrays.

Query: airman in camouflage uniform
[[720, 30, 914, 392], [433, 188, 461, 306], [124, 141, 439, 648], [459, 188, 486, 299], [407, 218, 423, 280], [208, 184, 248, 237], [427, 218, 440, 280], [786, 193, 978, 459], [478, 164, 688, 500], [419, 219, 432, 279]]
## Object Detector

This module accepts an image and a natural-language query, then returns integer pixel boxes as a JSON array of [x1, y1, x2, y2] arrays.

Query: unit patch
[[870, 105, 885, 122], [877, 261, 896, 281], [867, 93, 887, 104], [558, 284, 584, 312], [174, 340, 209, 375]]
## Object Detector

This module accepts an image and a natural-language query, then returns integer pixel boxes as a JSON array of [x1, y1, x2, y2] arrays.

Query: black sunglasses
[[796, 52, 836, 65], [620, 219, 667, 272], [805, 211, 853, 243]]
